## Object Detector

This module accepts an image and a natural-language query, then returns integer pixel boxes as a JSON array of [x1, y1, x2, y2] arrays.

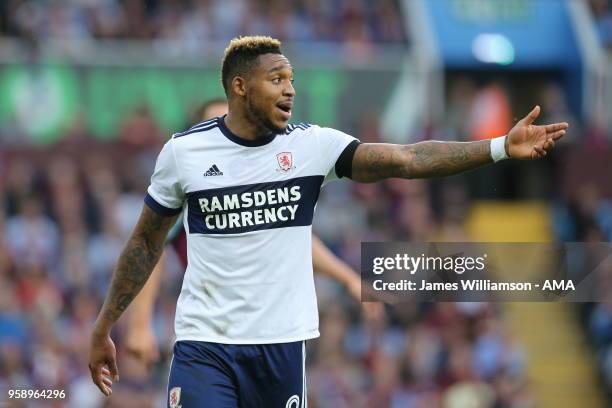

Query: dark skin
[[351, 104, 567, 182], [89, 207, 177, 395], [89, 52, 569, 396], [224, 53, 296, 139]]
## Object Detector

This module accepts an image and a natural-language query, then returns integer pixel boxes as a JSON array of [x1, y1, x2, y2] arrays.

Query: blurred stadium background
[[0, 0, 611, 407]]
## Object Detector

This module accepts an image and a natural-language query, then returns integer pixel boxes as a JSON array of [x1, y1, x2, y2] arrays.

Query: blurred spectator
[[0, 0, 408, 45], [553, 180, 612, 399], [467, 82, 512, 142], [5, 195, 60, 272]]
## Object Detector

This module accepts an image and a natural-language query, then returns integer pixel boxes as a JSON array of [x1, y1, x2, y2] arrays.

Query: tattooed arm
[[351, 140, 491, 182], [89, 204, 177, 396], [94, 205, 177, 332], [351, 106, 568, 183]]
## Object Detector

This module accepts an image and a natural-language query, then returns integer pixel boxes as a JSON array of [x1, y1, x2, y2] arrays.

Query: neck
[[224, 109, 269, 141]]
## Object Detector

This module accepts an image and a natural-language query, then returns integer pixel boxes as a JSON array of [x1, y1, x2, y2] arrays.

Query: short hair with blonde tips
[[221, 36, 283, 96]]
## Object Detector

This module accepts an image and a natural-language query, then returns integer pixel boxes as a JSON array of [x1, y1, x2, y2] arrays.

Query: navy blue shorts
[[167, 340, 306, 408]]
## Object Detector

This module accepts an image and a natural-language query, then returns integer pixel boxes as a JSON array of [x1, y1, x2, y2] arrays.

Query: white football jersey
[[145, 116, 357, 344]]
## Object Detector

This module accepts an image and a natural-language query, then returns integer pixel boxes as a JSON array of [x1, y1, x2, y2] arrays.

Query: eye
[[271, 78, 281, 84], [290, 78, 295, 84]]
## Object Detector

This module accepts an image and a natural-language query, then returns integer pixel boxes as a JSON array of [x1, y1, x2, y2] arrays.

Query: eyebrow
[[267, 65, 294, 75]]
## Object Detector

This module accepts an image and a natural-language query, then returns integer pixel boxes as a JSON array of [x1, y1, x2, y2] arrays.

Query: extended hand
[[506, 106, 569, 159], [88, 330, 119, 396]]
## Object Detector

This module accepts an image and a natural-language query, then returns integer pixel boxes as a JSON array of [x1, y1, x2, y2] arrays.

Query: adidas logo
[[204, 164, 223, 177]]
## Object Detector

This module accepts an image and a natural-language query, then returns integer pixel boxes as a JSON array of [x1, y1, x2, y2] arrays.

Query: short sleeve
[[145, 140, 184, 216], [314, 126, 359, 184]]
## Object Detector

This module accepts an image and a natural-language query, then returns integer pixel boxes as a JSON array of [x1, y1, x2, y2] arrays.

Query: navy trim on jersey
[[218, 116, 276, 147], [285, 123, 311, 134], [335, 140, 361, 179], [190, 117, 217, 130], [185, 175, 324, 235], [173, 122, 219, 139], [144, 193, 183, 216]]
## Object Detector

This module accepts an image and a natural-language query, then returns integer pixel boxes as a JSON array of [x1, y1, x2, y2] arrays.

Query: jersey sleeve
[[145, 140, 185, 216], [313, 126, 360, 184]]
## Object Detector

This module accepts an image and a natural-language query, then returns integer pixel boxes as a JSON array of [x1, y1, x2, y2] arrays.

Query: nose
[[283, 80, 295, 97]]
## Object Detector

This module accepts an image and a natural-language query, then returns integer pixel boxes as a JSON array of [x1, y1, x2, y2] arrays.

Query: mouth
[[276, 101, 293, 120]]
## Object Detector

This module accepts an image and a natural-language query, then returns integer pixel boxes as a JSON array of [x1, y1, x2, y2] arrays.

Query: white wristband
[[490, 136, 509, 162]]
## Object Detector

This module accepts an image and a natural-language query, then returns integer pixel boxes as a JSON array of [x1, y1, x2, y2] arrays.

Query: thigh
[[235, 341, 306, 408], [168, 341, 239, 408]]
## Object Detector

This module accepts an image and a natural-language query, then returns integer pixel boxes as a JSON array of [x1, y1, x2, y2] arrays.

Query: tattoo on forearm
[[98, 208, 174, 326], [363, 148, 389, 180], [407, 140, 490, 178], [352, 140, 492, 182]]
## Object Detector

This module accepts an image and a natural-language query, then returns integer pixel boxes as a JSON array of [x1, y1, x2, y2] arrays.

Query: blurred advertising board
[[0, 63, 403, 144]]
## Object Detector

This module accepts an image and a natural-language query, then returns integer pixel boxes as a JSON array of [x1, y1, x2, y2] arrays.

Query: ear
[[231, 76, 247, 97]]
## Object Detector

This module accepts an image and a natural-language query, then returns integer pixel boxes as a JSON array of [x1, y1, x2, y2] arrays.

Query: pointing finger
[[522, 105, 540, 125], [549, 129, 566, 141], [544, 122, 569, 133]]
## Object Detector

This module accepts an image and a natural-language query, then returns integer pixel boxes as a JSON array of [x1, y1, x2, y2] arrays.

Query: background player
[[89, 36, 568, 406]]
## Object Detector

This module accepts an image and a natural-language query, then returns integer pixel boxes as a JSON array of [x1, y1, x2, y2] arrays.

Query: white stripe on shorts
[[301, 341, 307, 408]]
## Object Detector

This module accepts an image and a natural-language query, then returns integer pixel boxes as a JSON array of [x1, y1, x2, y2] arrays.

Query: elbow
[[130, 233, 164, 258]]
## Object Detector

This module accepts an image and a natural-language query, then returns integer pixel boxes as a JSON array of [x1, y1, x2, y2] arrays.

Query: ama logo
[[276, 152, 295, 172]]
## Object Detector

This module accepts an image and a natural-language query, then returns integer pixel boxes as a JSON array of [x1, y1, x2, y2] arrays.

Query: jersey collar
[[218, 115, 277, 147]]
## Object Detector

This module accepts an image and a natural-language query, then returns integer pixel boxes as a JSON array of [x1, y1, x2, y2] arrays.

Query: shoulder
[[172, 117, 220, 139], [302, 124, 352, 140], [282, 124, 355, 142]]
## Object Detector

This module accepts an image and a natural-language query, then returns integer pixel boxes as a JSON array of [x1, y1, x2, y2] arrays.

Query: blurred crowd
[[0, 70, 609, 408], [0, 0, 407, 46], [0, 103, 536, 407], [554, 182, 612, 400], [1, 2, 611, 405]]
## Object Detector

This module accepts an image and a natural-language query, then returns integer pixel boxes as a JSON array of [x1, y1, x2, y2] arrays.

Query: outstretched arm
[[89, 205, 177, 396], [351, 106, 568, 183]]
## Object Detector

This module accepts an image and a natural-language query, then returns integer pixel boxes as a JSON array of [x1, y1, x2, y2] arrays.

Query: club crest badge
[[276, 152, 295, 172], [169, 387, 182, 408]]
